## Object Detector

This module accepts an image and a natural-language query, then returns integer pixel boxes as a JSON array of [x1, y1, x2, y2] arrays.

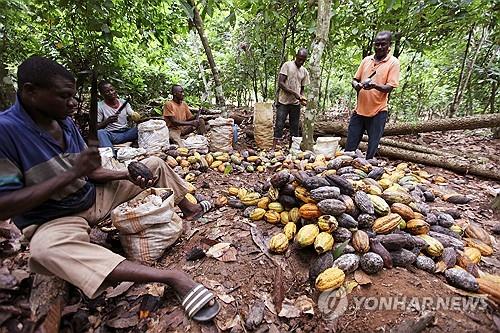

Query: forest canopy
[[0, 0, 498, 119]]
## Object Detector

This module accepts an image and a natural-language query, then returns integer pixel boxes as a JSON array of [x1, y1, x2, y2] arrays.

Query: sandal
[[192, 200, 213, 220], [178, 284, 220, 321]]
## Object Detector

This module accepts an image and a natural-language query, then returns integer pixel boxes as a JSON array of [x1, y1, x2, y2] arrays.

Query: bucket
[[313, 137, 340, 158]]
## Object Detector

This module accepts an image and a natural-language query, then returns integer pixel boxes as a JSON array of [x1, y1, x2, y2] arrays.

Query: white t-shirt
[[278, 60, 310, 105], [97, 99, 133, 131]]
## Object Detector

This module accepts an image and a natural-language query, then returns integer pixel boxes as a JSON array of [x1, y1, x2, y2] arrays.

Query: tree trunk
[[315, 113, 500, 137], [188, 0, 225, 106], [340, 139, 500, 181], [0, 62, 15, 110], [301, 0, 332, 151], [449, 26, 474, 117], [192, 31, 210, 103]]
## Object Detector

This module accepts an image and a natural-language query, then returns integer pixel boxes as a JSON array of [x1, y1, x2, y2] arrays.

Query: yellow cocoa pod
[[211, 160, 223, 169], [289, 207, 300, 223], [228, 187, 239, 196], [406, 219, 430, 235], [268, 186, 279, 201], [250, 208, 266, 221], [450, 224, 463, 235], [205, 154, 214, 166], [280, 211, 290, 225], [268, 202, 284, 213], [463, 247, 481, 264], [166, 156, 178, 168], [352, 230, 370, 253], [177, 147, 189, 155], [299, 203, 321, 220], [295, 224, 319, 247], [378, 178, 393, 190], [295, 186, 315, 204], [214, 196, 228, 207], [417, 234, 444, 257], [180, 160, 191, 168], [238, 188, 248, 200], [215, 153, 229, 162], [465, 224, 491, 245], [317, 215, 338, 233], [186, 182, 196, 193], [185, 173, 196, 182], [265, 210, 281, 224], [269, 233, 289, 254], [283, 222, 297, 240], [187, 156, 197, 164], [257, 197, 271, 209], [185, 193, 197, 205], [241, 192, 261, 206], [390, 203, 415, 221], [464, 238, 493, 256], [257, 165, 265, 172], [372, 213, 403, 234], [217, 163, 226, 173], [315, 267, 345, 291], [314, 232, 334, 254], [247, 156, 260, 163]]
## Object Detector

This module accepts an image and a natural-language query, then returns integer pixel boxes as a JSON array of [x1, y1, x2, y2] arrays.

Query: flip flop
[[177, 284, 220, 322], [192, 200, 213, 220]]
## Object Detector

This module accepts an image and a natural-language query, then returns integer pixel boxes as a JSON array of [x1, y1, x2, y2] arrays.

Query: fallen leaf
[[206, 242, 232, 259], [278, 299, 301, 318], [106, 281, 135, 298], [216, 314, 242, 331], [220, 247, 237, 262], [146, 283, 165, 297], [294, 295, 314, 315], [435, 261, 447, 273], [106, 315, 139, 329], [245, 301, 265, 330], [260, 292, 276, 315], [354, 270, 372, 285], [345, 280, 358, 294], [218, 293, 235, 304]]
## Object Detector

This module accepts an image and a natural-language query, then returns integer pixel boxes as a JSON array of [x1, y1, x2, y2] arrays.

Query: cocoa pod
[[360, 252, 384, 274], [415, 256, 436, 273], [333, 254, 360, 274], [441, 247, 457, 269], [309, 252, 334, 284], [128, 161, 153, 182], [390, 249, 417, 267], [445, 268, 479, 292], [369, 238, 393, 269]]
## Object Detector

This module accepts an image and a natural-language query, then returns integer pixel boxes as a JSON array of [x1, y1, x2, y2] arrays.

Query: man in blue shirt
[[0, 56, 219, 321]]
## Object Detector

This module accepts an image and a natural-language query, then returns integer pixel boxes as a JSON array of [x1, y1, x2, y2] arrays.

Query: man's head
[[98, 80, 118, 102], [295, 48, 308, 68], [172, 84, 184, 102], [17, 56, 77, 120], [373, 31, 392, 59]]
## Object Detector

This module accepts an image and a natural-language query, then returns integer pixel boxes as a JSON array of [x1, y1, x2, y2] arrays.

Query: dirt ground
[[0, 129, 499, 333]]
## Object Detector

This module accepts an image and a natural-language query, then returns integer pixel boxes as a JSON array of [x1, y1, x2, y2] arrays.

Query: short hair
[[376, 31, 392, 42], [98, 80, 112, 93], [17, 56, 75, 91], [297, 48, 308, 56], [171, 84, 183, 94]]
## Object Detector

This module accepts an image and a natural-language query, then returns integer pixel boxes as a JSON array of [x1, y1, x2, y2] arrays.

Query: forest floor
[[0, 128, 499, 333]]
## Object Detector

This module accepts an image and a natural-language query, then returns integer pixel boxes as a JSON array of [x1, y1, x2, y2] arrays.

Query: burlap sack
[[208, 117, 234, 152], [111, 188, 183, 263], [253, 102, 274, 149]]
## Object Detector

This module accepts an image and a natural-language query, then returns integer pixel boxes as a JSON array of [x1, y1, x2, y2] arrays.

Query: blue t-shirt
[[0, 98, 96, 229]]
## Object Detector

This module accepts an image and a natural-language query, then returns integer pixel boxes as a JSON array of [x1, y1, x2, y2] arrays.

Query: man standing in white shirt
[[273, 48, 310, 151], [97, 81, 138, 148]]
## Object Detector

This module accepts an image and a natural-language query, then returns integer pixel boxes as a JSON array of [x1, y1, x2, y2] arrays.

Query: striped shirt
[[0, 98, 95, 229]]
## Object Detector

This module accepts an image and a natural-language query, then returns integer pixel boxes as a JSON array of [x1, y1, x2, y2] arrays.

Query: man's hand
[[106, 114, 119, 125], [71, 147, 102, 178], [191, 119, 200, 127], [362, 81, 377, 90], [128, 173, 157, 189], [299, 95, 307, 106]]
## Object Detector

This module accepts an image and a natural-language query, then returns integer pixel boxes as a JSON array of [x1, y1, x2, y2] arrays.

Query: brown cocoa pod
[[369, 238, 393, 269], [309, 252, 334, 284], [128, 161, 154, 181], [441, 247, 457, 268], [377, 233, 415, 251], [390, 249, 417, 267]]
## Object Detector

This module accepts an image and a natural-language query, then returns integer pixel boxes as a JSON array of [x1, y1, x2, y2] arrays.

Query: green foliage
[[1, 0, 498, 117]]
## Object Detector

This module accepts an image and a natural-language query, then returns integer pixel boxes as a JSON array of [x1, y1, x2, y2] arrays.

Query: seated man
[[97, 81, 138, 148], [0, 57, 218, 322], [163, 85, 206, 147]]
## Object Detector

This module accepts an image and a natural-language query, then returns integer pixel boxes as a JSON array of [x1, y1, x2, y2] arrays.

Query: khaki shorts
[[24, 156, 189, 298]]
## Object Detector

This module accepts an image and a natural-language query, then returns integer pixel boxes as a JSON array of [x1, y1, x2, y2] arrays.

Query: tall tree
[[301, 0, 332, 151], [185, 0, 225, 106]]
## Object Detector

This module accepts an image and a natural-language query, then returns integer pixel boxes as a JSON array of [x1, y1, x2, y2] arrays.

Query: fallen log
[[377, 137, 448, 156], [315, 113, 500, 137], [339, 139, 500, 181]]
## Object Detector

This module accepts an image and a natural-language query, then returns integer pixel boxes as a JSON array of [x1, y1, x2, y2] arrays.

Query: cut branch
[[315, 113, 500, 137]]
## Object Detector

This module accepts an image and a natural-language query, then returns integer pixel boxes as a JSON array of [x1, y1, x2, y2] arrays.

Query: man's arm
[[0, 148, 101, 220], [362, 82, 394, 94], [163, 116, 198, 127], [278, 74, 301, 100], [97, 115, 118, 130], [88, 167, 129, 183]]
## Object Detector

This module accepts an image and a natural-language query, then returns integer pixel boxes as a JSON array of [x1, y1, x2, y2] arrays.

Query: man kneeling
[[0, 57, 218, 322]]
